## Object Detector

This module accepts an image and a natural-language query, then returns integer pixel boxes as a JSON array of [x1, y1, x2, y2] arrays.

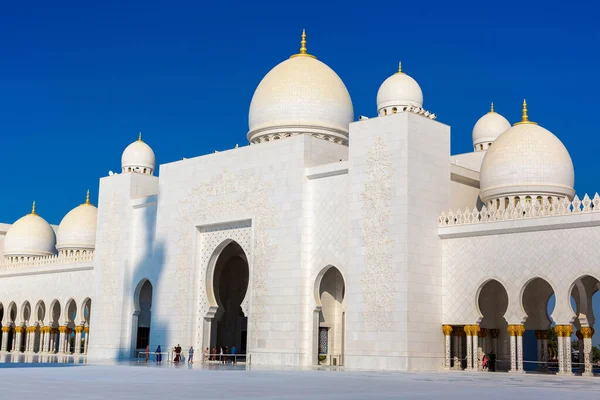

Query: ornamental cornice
[[1, 250, 95, 270], [439, 194, 600, 228]]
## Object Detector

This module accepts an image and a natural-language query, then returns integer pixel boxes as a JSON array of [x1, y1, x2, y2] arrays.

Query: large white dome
[[247, 31, 353, 145], [376, 63, 423, 116], [480, 102, 575, 202], [56, 191, 98, 252], [4, 202, 57, 258], [472, 103, 511, 151], [122, 133, 155, 175]]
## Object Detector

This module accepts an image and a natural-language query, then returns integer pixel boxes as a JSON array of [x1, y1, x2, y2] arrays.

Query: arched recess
[[477, 279, 509, 371], [521, 277, 555, 370], [203, 240, 249, 355], [313, 265, 346, 366], [35, 301, 46, 324], [65, 299, 78, 353], [21, 301, 31, 324], [569, 274, 600, 370], [81, 298, 92, 326], [132, 279, 153, 355], [48, 300, 61, 353], [7, 302, 17, 352]]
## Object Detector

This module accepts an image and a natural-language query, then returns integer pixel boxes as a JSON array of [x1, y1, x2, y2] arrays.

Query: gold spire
[[138, 132, 142, 141], [290, 29, 316, 59], [30, 201, 37, 216], [396, 61, 404, 74], [84, 190, 91, 205], [490, 102, 495, 113], [513, 98, 537, 125]]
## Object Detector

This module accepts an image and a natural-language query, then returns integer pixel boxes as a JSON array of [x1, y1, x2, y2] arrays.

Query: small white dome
[[4, 202, 57, 258], [472, 103, 511, 151], [122, 133, 156, 175], [480, 102, 575, 203], [376, 63, 423, 116], [56, 192, 98, 252], [248, 31, 353, 145]]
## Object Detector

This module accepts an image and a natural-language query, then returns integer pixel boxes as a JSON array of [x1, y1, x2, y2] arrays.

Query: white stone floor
[[2, 362, 600, 400]]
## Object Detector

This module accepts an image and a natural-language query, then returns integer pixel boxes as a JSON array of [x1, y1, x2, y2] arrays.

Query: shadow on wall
[[113, 199, 170, 361]]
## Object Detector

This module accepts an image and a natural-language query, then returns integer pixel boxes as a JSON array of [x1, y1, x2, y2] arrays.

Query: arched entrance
[[477, 279, 509, 371], [522, 277, 555, 372], [569, 275, 600, 375], [314, 266, 345, 366], [206, 241, 249, 356], [6, 302, 16, 352], [65, 299, 77, 354], [49, 300, 61, 353], [133, 279, 153, 354]]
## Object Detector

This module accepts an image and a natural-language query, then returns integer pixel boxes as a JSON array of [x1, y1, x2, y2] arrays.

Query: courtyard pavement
[[2, 361, 600, 399]]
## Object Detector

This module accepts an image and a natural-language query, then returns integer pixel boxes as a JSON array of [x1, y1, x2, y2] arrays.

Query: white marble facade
[[0, 32, 595, 373]]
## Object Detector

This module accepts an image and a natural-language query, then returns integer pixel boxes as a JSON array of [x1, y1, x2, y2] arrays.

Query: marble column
[[74, 326, 83, 355], [535, 330, 542, 370], [84, 327, 90, 354], [442, 325, 453, 370], [581, 327, 594, 376], [1, 326, 9, 351], [507, 325, 517, 373], [457, 327, 463, 370], [515, 325, 525, 372], [541, 331, 549, 371], [563, 325, 574, 376], [576, 330, 584, 374], [14, 326, 24, 353], [555, 326, 565, 374], [471, 325, 480, 371], [465, 325, 473, 370], [44, 327, 52, 353], [58, 326, 68, 354]]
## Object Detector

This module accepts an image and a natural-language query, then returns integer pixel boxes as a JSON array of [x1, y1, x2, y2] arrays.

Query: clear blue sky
[[1, 0, 598, 222]]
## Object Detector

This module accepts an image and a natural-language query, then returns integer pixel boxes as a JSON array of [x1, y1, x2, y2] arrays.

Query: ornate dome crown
[[4, 202, 57, 258], [376, 62, 423, 116], [122, 133, 156, 175], [480, 100, 575, 203], [247, 30, 354, 145], [472, 103, 511, 151], [56, 191, 98, 252]]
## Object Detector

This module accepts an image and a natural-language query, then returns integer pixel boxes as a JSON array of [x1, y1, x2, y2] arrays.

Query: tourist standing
[[224, 346, 229, 364], [145, 345, 150, 363], [488, 351, 496, 372], [203, 347, 209, 364], [219, 346, 224, 364], [231, 345, 237, 364], [156, 345, 162, 363], [188, 346, 194, 364], [174, 344, 182, 363], [212, 345, 217, 361]]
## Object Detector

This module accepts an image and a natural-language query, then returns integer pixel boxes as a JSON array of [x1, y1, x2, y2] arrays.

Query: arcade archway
[[133, 279, 153, 353], [314, 266, 345, 366], [206, 241, 249, 355]]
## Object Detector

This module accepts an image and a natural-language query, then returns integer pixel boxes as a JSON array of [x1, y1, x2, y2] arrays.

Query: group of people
[[208, 345, 239, 364], [143, 344, 241, 365], [481, 351, 497, 372]]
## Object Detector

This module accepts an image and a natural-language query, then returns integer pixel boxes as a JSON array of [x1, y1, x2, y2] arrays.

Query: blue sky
[[1, 0, 598, 222]]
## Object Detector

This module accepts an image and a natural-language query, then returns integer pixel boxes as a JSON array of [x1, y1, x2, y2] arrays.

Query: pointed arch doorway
[[313, 266, 346, 366], [204, 240, 249, 356]]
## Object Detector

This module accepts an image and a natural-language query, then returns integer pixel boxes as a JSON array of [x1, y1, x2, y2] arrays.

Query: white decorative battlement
[[1, 250, 95, 269], [439, 194, 600, 227]]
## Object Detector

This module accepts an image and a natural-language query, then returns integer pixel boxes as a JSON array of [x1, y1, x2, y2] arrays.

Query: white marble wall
[[345, 112, 451, 370]]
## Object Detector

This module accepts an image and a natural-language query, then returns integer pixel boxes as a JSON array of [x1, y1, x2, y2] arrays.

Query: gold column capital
[[14, 326, 24, 333], [554, 325, 564, 337], [514, 325, 525, 337], [58, 326, 68, 333], [471, 325, 480, 336], [464, 325, 472, 336], [562, 325, 573, 337], [75, 326, 84, 333], [1, 326, 10, 333], [84, 327, 89, 333], [507, 325, 516, 336], [442, 325, 453, 336], [581, 327, 593, 339]]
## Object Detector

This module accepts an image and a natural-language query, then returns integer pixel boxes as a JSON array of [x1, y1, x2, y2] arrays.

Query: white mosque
[[0, 31, 598, 375]]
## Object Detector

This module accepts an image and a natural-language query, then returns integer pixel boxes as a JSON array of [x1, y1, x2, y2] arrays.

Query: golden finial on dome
[[30, 201, 37, 215], [138, 132, 142, 141], [396, 61, 404, 74], [490, 102, 495, 113], [513, 98, 538, 125], [84, 190, 91, 205], [290, 29, 316, 59]]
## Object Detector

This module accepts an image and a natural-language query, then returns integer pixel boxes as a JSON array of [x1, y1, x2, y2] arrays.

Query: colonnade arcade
[[0, 298, 91, 355], [442, 275, 600, 376]]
